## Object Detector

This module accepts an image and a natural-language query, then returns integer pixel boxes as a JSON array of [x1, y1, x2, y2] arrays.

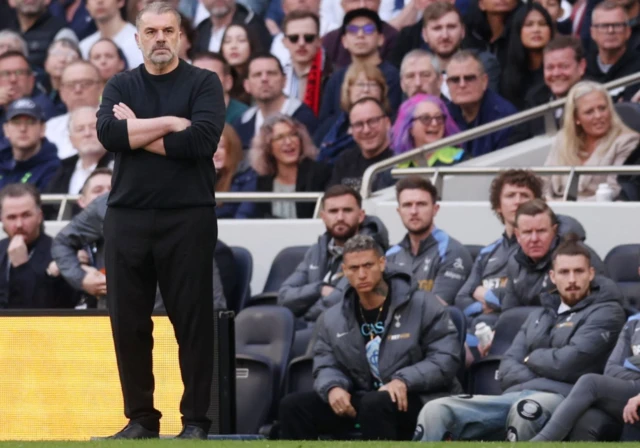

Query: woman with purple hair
[[391, 94, 467, 167]]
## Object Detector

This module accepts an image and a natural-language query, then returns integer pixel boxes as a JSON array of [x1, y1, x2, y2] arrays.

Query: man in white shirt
[[79, 0, 144, 69], [45, 61, 104, 159]]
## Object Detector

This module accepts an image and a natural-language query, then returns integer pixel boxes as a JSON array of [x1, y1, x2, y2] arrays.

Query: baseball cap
[[341, 8, 383, 36], [6, 98, 44, 121]]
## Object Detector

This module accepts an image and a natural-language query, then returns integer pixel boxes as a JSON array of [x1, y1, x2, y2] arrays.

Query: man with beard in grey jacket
[[413, 235, 626, 442], [278, 234, 461, 440]]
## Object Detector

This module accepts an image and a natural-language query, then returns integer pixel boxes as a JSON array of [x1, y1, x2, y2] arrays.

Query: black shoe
[[175, 425, 207, 440], [94, 423, 160, 440]]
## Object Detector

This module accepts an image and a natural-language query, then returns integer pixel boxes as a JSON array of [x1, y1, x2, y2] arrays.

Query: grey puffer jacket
[[605, 313, 640, 381], [313, 268, 461, 402], [278, 215, 389, 322], [499, 276, 626, 397]]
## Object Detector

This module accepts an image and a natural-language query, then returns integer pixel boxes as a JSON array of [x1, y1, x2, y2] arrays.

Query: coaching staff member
[[95, 1, 225, 441]]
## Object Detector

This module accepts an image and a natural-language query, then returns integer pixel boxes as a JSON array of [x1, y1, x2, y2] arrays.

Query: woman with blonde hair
[[544, 81, 640, 200], [237, 114, 331, 219]]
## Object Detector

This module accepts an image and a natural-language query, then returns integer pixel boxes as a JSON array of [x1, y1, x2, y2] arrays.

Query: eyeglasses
[[286, 34, 317, 44], [446, 74, 479, 85], [352, 81, 381, 91], [591, 22, 628, 32], [412, 114, 445, 126], [345, 23, 378, 35], [350, 115, 385, 133], [272, 131, 300, 144], [0, 69, 32, 79], [60, 79, 101, 90]]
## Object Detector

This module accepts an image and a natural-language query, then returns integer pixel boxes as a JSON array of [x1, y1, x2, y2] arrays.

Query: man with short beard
[[279, 185, 389, 328], [386, 176, 472, 306]]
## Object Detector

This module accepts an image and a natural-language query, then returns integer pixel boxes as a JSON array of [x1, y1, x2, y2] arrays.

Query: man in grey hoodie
[[413, 235, 626, 442], [279, 234, 461, 440]]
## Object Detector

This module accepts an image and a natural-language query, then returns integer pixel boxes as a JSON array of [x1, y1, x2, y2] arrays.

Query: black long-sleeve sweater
[[96, 59, 225, 209]]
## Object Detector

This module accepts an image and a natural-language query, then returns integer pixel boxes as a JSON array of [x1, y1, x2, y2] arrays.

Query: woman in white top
[[544, 80, 640, 200]]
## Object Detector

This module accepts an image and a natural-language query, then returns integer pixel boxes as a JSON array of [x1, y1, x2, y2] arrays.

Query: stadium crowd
[[0, 0, 639, 442]]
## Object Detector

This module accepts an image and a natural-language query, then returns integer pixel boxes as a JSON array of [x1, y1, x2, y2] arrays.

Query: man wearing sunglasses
[[445, 50, 517, 158]]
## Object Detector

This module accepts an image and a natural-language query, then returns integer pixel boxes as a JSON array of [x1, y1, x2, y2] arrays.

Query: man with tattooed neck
[[278, 234, 462, 441]]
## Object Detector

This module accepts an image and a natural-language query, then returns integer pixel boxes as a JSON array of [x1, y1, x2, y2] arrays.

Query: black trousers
[[278, 390, 423, 440], [104, 206, 217, 432]]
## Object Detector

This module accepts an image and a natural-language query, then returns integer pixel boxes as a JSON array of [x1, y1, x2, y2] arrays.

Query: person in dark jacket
[[386, 176, 472, 305], [445, 50, 518, 157], [532, 311, 640, 441], [0, 183, 75, 308], [235, 114, 331, 219], [279, 234, 462, 441], [278, 185, 389, 326], [0, 98, 60, 191], [414, 237, 626, 441]]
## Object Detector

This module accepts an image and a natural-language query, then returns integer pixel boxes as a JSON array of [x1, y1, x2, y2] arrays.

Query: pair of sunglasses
[[286, 34, 317, 44]]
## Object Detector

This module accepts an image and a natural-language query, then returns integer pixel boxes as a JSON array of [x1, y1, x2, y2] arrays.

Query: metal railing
[[359, 71, 640, 199], [390, 166, 640, 201]]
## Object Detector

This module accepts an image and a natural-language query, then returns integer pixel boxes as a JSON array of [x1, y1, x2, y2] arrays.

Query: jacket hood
[[359, 215, 389, 251], [556, 214, 586, 240], [0, 138, 58, 171], [540, 275, 624, 311]]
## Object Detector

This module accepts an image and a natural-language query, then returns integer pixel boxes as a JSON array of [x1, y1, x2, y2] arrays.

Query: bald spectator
[[0, 30, 29, 57], [43, 39, 82, 115], [45, 61, 103, 159], [400, 49, 443, 99], [322, 0, 398, 69], [88, 38, 127, 83]]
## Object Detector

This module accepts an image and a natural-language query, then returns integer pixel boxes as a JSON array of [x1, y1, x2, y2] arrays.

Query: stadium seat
[[235, 354, 276, 434], [464, 244, 484, 262], [285, 355, 314, 395], [615, 102, 640, 134], [604, 244, 640, 309], [446, 306, 467, 385], [229, 246, 253, 313], [247, 245, 310, 307]]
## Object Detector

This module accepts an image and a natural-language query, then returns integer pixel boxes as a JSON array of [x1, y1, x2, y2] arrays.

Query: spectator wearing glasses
[[315, 62, 390, 164], [399, 50, 443, 99], [319, 9, 401, 124], [328, 97, 394, 192], [44, 61, 104, 160], [220, 23, 264, 106], [88, 38, 127, 84], [236, 114, 331, 219], [446, 50, 517, 158], [391, 94, 466, 168], [281, 11, 332, 117], [42, 38, 81, 115], [586, 1, 640, 101]]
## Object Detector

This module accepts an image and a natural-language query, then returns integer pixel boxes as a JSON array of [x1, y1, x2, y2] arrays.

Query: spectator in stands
[[414, 236, 626, 441], [0, 183, 75, 308], [0, 30, 29, 57], [279, 233, 461, 441], [446, 50, 518, 158], [221, 23, 263, 105], [236, 114, 331, 218], [232, 53, 318, 149], [48, 0, 97, 41], [0, 51, 59, 134], [76, 166, 112, 209], [281, 11, 331, 116], [392, 2, 501, 96], [214, 124, 251, 219], [321, 0, 398, 69], [192, 52, 248, 124], [386, 176, 471, 305], [0, 98, 60, 191], [194, 0, 271, 53], [514, 35, 586, 140], [328, 97, 394, 192], [178, 13, 196, 61], [80, 0, 143, 69], [500, 3, 554, 110], [43, 39, 81, 116], [269, 0, 321, 68], [46, 106, 113, 196], [318, 9, 401, 123], [390, 94, 465, 167], [45, 61, 103, 160], [315, 62, 390, 164], [399, 50, 442, 99], [88, 38, 127, 83], [544, 81, 640, 201], [278, 185, 389, 326], [533, 0, 570, 33], [6, 0, 76, 71], [587, 1, 640, 101]]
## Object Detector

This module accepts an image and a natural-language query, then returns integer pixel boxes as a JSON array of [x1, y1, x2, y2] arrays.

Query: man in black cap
[[318, 8, 401, 124], [0, 98, 60, 190], [95, 1, 225, 441]]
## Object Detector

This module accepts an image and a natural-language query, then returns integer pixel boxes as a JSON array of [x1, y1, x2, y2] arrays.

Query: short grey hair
[[343, 235, 383, 257], [48, 38, 81, 58], [0, 30, 28, 57], [400, 49, 441, 76], [136, 1, 182, 30], [68, 106, 99, 131], [449, 50, 485, 74]]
